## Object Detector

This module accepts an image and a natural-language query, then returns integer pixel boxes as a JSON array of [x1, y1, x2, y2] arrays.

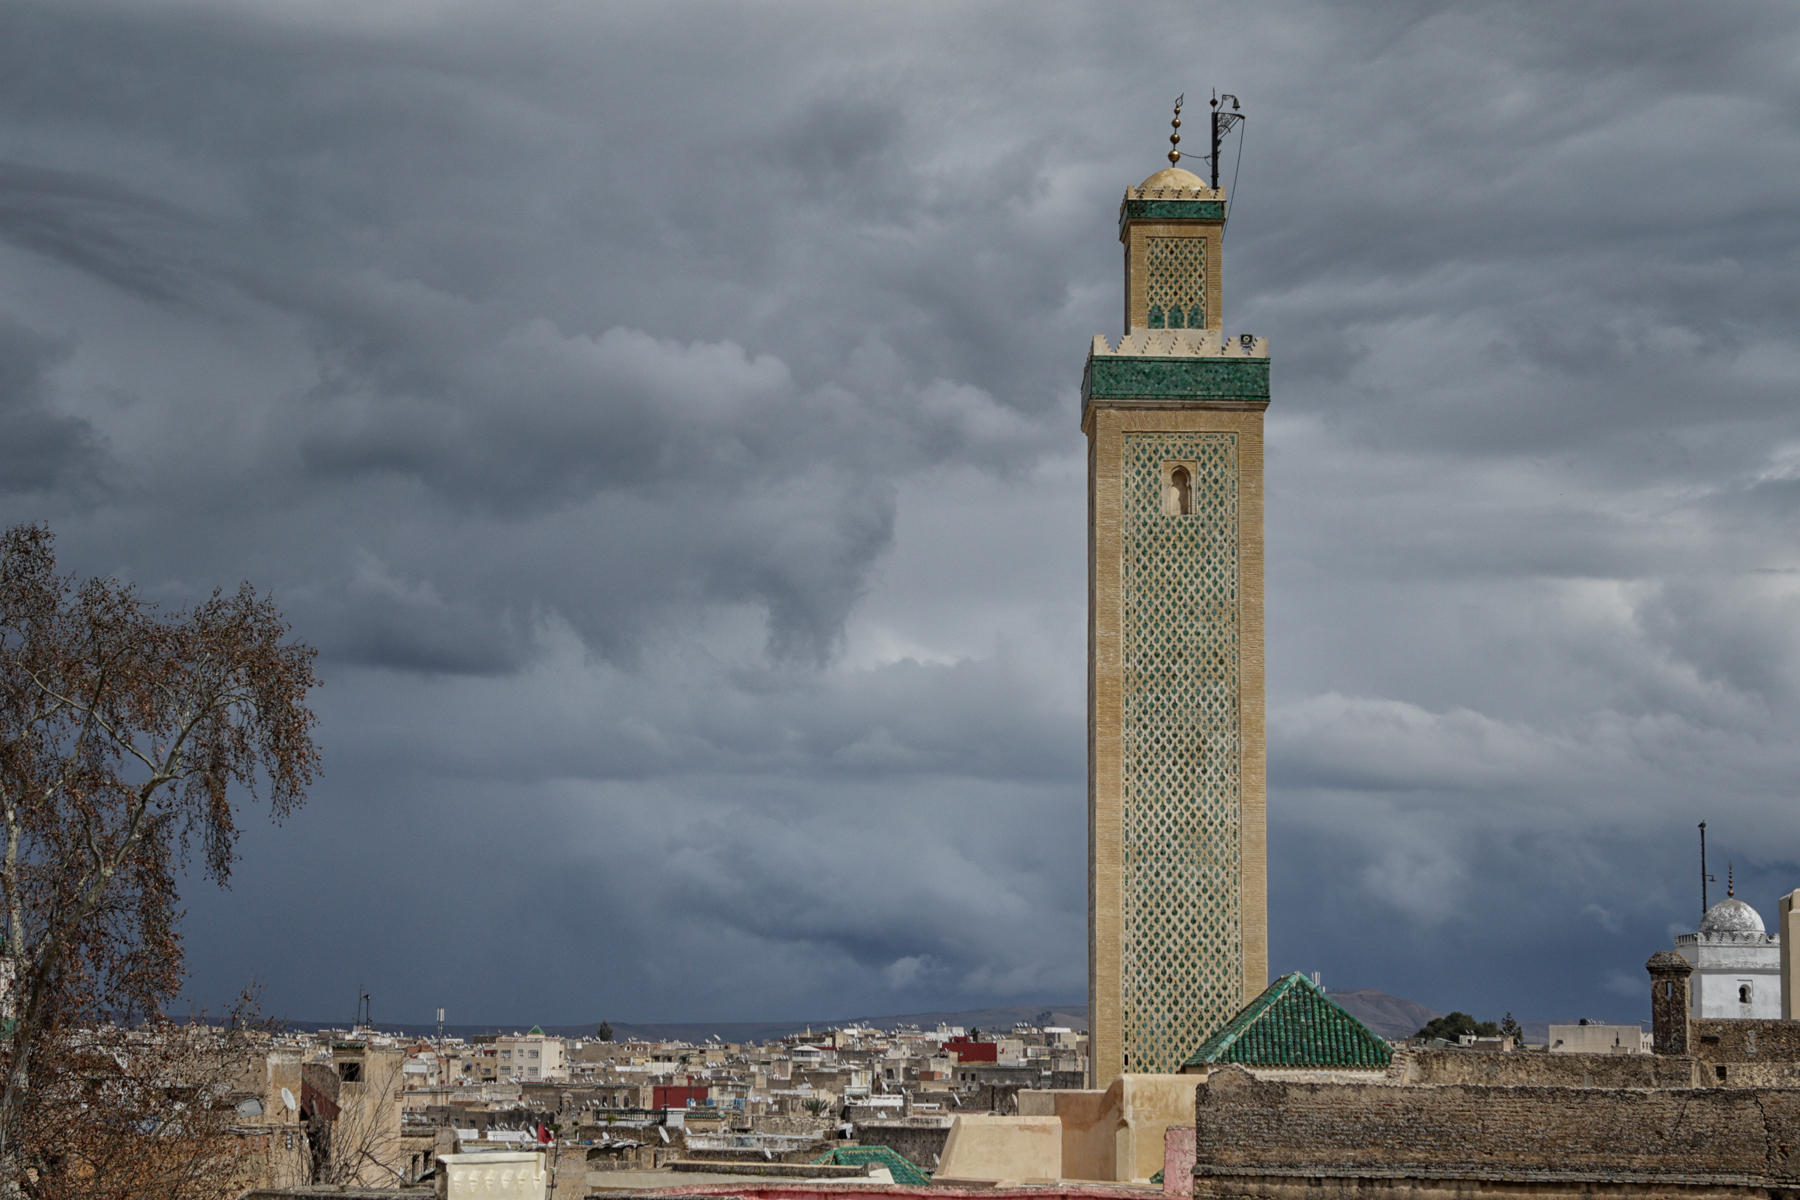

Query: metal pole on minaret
[[1209, 91, 1242, 191], [1699, 822, 1710, 919]]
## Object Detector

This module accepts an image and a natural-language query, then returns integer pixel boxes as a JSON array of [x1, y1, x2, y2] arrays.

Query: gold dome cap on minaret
[[1130, 97, 1221, 198], [1135, 166, 1210, 192], [1127, 166, 1220, 200]]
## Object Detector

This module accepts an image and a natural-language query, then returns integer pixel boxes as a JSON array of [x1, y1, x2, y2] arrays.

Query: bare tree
[[0, 524, 320, 1193], [17, 993, 291, 1200]]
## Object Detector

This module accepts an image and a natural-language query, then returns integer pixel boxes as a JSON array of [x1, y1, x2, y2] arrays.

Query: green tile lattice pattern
[[1121, 431, 1241, 1073], [1145, 237, 1206, 329]]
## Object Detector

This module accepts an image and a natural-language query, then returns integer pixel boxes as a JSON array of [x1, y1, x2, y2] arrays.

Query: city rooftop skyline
[[2, 1, 1798, 1026]]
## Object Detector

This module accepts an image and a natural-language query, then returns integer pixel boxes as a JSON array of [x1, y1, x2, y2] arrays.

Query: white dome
[[1699, 896, 1765, 936]]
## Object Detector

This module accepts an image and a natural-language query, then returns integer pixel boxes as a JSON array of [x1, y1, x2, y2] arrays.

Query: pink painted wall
[[1162, 1125, 1195, 1197]]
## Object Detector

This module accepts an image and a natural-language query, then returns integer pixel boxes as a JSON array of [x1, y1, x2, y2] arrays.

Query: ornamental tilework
[[1145, 237, 1206, 330], [1185, 972, 1392, 1069], [1121, 198, 1227, 224], [1083, 357, 1269, 403], [1120, 430, 1241, 1073]]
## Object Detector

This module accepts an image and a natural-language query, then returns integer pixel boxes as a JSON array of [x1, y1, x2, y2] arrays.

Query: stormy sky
[[4, 1, 1799, 1030]]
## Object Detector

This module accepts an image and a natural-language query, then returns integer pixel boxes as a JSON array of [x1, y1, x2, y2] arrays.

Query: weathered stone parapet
[[1648, 949, 1695, 1055], [1193, 1065, 1800, 1194], [1399, 1046, 1692, 1088]]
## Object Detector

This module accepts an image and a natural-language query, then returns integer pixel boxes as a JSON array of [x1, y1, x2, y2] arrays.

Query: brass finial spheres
[[1168, 94, 1184, 164]]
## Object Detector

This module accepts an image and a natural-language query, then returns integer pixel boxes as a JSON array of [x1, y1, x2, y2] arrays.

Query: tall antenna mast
[[1209, 90, 1243, 191], [1699, 822, 1715, 919]]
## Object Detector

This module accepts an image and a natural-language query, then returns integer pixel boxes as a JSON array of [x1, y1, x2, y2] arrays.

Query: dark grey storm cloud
[[3, 0, 1799, 1026]]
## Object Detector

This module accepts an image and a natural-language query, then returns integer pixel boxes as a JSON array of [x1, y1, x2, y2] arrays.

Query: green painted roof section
[[527, 1025, 544, 1035], [1082, 355, 1268, 404], [1119, 198, 1227, 228], [1183, 972, 1393, 1069], [813, 1146, 932, 1185]]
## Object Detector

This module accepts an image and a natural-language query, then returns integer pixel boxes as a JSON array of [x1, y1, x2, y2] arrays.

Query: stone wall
[[679, 1143, 828, 1166], [1691, 1018, 1800, 1062], [1399, 1048, 1691, 1088], [1193, 1065, 1800, 1193], [1649, 949, 1693, 1054], [848, 1122, 950, 1172], [745, 1113, 830, 1135]]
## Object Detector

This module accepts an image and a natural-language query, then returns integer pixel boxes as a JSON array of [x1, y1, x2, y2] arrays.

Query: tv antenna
[[356, 991, 372, 1030], [1208, 90, 1244, 192], [1699, 822, 1716, 919]]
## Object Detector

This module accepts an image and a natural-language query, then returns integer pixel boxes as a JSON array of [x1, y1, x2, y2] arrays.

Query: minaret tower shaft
[[1083, 111, 1269, 1087]]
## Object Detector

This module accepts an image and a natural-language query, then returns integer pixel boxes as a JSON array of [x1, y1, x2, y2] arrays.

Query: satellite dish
[[281, 1087, 297, 1112]]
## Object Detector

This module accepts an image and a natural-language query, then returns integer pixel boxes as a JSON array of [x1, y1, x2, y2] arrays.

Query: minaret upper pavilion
[[1083, 157, 1269, 1087]]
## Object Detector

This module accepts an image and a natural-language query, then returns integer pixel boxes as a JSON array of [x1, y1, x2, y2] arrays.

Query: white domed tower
[[1675, 871, 1782, 1019]]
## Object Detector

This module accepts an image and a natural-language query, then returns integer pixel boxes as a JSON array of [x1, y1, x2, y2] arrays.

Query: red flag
[[536, 1121, 553, 1145]]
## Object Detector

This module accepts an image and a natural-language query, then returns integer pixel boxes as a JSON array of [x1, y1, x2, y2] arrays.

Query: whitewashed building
[[1675, 888, 1782, 1019]]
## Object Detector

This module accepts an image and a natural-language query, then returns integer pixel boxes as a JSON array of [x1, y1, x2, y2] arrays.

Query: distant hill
[[591, 1004, 1092, 1045], [1327, 989, 1440, 1040], [285, 1003, 1092, 1043], [290, 993, 1521, 1046]]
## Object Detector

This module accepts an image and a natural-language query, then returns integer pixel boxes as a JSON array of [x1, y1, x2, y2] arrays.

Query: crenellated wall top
[[1090, 329, 1267, 359]]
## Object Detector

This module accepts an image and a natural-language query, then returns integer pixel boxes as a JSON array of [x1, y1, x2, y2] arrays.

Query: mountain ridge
[[284, 992, 1453, 1043]]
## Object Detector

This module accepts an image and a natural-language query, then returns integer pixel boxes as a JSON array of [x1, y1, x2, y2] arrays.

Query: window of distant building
[[1740, 983, 1754, 1004]]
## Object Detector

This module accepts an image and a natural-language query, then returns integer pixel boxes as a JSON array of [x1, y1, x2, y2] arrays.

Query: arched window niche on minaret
[[1163, 464, 1194, 516], [1147, 304, 1165, 329], [1167, 304, 1185, 329]]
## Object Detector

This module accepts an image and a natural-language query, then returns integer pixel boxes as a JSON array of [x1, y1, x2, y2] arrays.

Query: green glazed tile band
[[1083, 356, 1269, 402], [1121, 198, 1228, 224]]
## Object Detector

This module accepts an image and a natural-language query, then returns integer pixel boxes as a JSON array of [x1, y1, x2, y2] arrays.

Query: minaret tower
[[1084, 98, 1268, 1086]]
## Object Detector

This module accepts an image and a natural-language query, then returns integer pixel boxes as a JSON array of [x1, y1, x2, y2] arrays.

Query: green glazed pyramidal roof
[[813, 1146, 932, 1186], [1184, 972, 1393, 1069]]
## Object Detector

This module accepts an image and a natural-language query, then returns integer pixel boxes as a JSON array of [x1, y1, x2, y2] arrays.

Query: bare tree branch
[[0, 524, 320, 1197]]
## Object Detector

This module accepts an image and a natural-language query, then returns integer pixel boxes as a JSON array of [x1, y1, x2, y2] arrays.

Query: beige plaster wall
[[1782, 891, 1800, 1021], [1019, 1089, 1115, 1181], [934, 1114, 1063, 1185], [1113, 1074, 1200, 1183], [1013, 1074, 1199, 1184]]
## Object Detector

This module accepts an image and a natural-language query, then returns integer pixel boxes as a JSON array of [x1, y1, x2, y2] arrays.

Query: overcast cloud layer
[[4, 0, 1799, 1028]]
